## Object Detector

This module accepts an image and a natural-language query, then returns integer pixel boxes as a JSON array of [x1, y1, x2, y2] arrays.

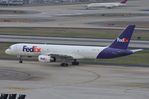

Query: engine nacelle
[[38, 55, 56, 63]]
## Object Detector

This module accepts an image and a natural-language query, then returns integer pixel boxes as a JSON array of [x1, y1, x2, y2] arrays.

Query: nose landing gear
[[17, 56, 23, 63]]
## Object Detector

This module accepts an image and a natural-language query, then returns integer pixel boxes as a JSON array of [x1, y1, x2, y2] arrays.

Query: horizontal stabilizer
[[131, 49, 143, 53]]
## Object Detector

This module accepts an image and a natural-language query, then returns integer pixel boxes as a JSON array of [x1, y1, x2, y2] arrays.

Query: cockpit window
[[8, 46, 12, 49]]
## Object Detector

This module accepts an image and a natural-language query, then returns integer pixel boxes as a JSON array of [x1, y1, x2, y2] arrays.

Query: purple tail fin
[[120, 0, 127, 4], [109, 25, 135, 49]]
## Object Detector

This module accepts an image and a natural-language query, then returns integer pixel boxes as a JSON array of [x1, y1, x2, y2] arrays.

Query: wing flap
[[45, 53, 82, 59], [50, 54, 73, 59]]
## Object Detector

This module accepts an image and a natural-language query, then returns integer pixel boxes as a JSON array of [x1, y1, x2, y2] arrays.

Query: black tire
[[53, 57, 56, 62], [72, 62, 79, 65], [19, 60, 23, 63], [18, 56, 23, 63], [65, 63, 68, 67], [61, 63, 68, 67], [51, 57, 56, 62], [76, 62, 79, 65]]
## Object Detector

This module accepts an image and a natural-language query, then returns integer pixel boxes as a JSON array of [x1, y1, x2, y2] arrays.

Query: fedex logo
[[23, 45, 41, 52], [117, 38, 129, 43], [40, 57, 46, 60]]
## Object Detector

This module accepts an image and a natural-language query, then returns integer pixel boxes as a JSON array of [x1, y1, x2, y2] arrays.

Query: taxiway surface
[[0, 60, 149, 99], [0, 0, 149, 28], [0, 0, 149, 98]]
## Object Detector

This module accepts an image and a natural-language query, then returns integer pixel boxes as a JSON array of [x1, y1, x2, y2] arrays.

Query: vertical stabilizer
[[109, 25, 135, 49]]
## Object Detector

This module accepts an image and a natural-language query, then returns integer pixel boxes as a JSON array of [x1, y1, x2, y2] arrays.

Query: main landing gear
[[60, 63, 69, 67], [72, 59, 79, 65], [60, 59, 79, 67]]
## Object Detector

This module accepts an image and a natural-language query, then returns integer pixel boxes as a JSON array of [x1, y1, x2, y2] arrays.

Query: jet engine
[[38, 55, 56, 63]]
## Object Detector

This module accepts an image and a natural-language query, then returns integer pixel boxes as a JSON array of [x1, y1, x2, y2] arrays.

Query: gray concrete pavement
[[0, 60, 149, 99], [0, 0, 149, 27], [0, 0, 149, 99]]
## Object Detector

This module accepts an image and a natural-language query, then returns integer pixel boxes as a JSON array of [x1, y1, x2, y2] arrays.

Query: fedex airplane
[[5, 25, 142, 66], [86, 0, 127, 9]]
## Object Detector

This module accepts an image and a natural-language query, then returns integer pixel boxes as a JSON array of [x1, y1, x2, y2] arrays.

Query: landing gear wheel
[[18, 56, 23, 63], [72, 59, 79, 65], [72, 62, 79, 65], [19, 59, 23, 63], [61, 63, 69, 67]]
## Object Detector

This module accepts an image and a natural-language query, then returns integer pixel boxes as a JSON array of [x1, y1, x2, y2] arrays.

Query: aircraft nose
[[5, 49, 10, 54]]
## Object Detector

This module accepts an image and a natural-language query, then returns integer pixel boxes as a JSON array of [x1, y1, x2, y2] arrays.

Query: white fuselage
[[5, 25, 141, 65], [87, 2, 126, 8], [5, 43, 106, 59]]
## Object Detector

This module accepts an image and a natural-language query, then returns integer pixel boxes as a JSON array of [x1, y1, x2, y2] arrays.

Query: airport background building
[[0, 0, 116, 5]]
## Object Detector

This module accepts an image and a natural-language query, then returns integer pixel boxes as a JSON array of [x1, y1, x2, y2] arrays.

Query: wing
[[45, 53, 82, 60], [50, 54, 74, 60]]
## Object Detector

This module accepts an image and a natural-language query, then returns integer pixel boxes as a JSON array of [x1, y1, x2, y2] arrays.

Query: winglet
[[109, 25, 135, 49]]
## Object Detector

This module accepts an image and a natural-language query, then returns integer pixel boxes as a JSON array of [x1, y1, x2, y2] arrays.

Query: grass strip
[[0, 27, 148, 40]]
